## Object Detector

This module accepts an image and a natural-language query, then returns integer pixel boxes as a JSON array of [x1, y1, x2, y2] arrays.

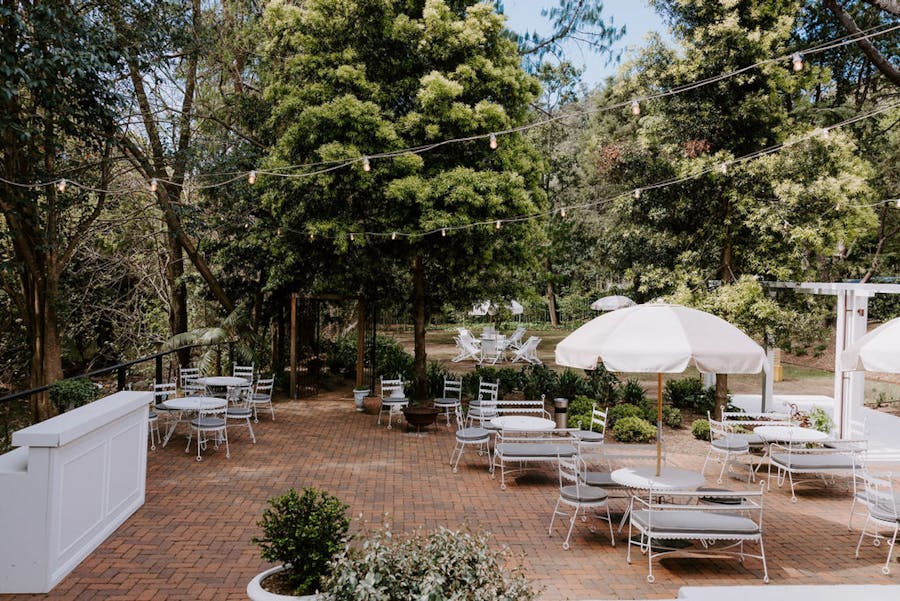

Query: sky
[[500, 0, 668, 87]]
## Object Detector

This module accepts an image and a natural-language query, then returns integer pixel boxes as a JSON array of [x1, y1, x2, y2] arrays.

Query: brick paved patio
[[10, 393, 896, 600]]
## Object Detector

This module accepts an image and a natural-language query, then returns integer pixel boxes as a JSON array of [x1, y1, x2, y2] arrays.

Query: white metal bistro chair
[[186, 403, 229, 462], [703, 413, 754, 484], [378, 376, 408, 429], [854, 471, 900, 574], [148, 407, 160, 450], [434, 378, 463, 428], [247, 377, 275, 422], [233, 362, 255, 381], [549, 452, 615, 550], [450, 426, 492, 473], [466, 379, 499, 428], [180, 367, 204, 396], [153, 381, 180, 446], [225, 388, 256, 444], [572, 404, 607, 449]]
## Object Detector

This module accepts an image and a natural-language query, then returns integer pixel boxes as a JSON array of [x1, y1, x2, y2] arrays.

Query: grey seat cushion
[[191, 416, 226, 428], [697, 487, 745, 505], [631, 509, 760, 535], [729, 432, 765, 445], [456, 427, 490, 441], [770, 453, 856, 470], [495, 443, 577, 458], [226, 407, 252, 418], [433, 397, 459, 407], [869, 505, 900, 523], [148, 411, 158, 420], [574, 430, 604, 443], [712, 437, 750, 451], [583, 471, 623, 487], [561, 484, 608, 503]]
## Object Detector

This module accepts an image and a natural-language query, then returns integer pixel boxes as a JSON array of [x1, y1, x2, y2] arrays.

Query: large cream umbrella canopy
[[840, 317, 900, 373], [555, 303, 768, 474], [590, 295, 636, 311]]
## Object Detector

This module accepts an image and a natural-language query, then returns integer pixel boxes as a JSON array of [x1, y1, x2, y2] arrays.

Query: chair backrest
[[861, 471, 898, 519], [477, 379, 499, 401], [706, 412, 730, 441], [507, 325, 526, 346], [459, 335, 480, 353], [589, 404, 607, 434], [180, 366, 200, 387], [443, 378, 462, 400], [154, 382, 177, 406], [254, 377, 274, 399], [233, 363, 255, 381], [520, 336, 539, 354], [380, 376, 404, 399], [557, 452, 587, 492]]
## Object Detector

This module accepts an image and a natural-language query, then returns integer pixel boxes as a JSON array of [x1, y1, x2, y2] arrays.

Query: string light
[[309, 232, 314, 241], [350, 232, 355, 241], [820, 128, 830, 139], [149, 178, 158, 192], [792, 53, 803, 72], [391, 231, 397, 240], [441, 228, 446, 237], [495, 220, 501, 230], [896, 199, 900, 209], [362, 156, 371, 172], [560, 207, 567, 218], [489, 134, 498, 150], [719, 163, 728, 175], [248, 170, 257, 184], [56, 179, 67, 193], [633, 188, 641, 200], [631, 100, 641, 116]]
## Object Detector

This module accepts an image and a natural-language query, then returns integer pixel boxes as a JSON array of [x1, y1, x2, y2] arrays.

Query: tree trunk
[[164, 227, 190, 368], [412, 254, 427, 400], [546, 258, 559, 326], [720, 189, 734, 281], [715, 374, 728, 420], [23, 271, 63, 421]]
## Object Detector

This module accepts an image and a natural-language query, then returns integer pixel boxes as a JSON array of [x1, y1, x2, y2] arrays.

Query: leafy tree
[[258, 0, 547, 398]]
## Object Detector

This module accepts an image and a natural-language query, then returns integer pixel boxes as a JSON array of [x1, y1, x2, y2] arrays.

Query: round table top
[[490, 416, 556, 431], [753, 425, 828, 443], [197, 376, 249, 387], [163, 396, 227, 411], [611, 466, 706, 491]]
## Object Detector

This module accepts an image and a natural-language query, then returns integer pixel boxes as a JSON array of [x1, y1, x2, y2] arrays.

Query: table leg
[[161, 411, 183, 447]]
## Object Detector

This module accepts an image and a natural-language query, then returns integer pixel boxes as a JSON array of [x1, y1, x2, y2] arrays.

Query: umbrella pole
[[657, 372, 662, 477]]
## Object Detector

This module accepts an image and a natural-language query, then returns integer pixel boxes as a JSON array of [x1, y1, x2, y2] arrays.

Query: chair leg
[[882, 525, 898, 575], [718, 453, 729, 484], [562, 506, 579, 550]]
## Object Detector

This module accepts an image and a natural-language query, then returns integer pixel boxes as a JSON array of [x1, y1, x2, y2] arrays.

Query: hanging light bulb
[[495, 220, 501, 230], [791, 53, 803, 72], [630, 99, 641, 116], [150, 178, 158, 192], [633, 188, 641, 200], [489, 133, 498, 150], [441, 228, 447, 237], [309, 232, 314, 242], [820, 127, 830, 139], [391, 231, 397, 240], [719, 163, 728, 175], [248, 170, 257, 184], [56, 179, 67, 193], [362, 156, 371, 172], [276, 228, 282, 236], [560, 207, 567, 218], [350, 232, 355, 241], [895, 198, 900, 209]]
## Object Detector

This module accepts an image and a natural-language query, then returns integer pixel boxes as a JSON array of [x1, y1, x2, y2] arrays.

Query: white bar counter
[[0, 390, 150, 593]]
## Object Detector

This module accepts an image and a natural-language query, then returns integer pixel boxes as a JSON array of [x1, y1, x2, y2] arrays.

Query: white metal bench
[[767, 440, 866, 502], [627, 483, 768, 583], [491, 429, 578, 490]]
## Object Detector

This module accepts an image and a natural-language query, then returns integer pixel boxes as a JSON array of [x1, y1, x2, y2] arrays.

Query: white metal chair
[[247, 377, 275, 422], [153, 382, 180, 446], [186, 403, 229, 462], [549, 452, 615, 550], [703, 412, 754, 484], [148, 408, 160, 450], [573, 404, 607, 448], [378, 375, 408, 429], [855, 471, 900, 574], [510, 336, 542, 365], [434, 378, 463, 429], [233, 362, 255, 382], [450, 426, 492, 473], [466, 379, 499, 428], [225, 389, 256, 443], [179, 366, 203, 396]]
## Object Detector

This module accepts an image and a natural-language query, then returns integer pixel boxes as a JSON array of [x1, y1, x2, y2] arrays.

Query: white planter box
[[0, 390, 151, 593]]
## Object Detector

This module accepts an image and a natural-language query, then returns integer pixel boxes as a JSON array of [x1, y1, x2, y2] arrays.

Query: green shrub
[[326, 335, 414, 382], [612, 416, 657, 443], [664, 377, 717, 414], [519, 364, 559, 399], [808, 406, 835, 434], [426, 361, 457, 398], [555, 369, 584, 400], [662, 405, 682, 428], [324, 527, 536, 600], [49, 378, 97, 413], [252, 487, 350, 596], [461, 367, 521, 399], [566, 395, 596, 429], [579, 366, 620, 405], [606, 403, 645, 427], [691, 418, 711, 440], [617, 379, 647, 406]]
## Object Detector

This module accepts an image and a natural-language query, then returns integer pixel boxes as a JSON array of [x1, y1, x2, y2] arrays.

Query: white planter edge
[[247, 565, 320, 601]]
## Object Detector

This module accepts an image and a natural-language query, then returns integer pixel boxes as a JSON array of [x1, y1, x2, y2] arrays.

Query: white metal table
[[611, 466, 706, 533], [161, 396, 227, 446], [490, 416, 556, 431], [753, 425, 829, 444]]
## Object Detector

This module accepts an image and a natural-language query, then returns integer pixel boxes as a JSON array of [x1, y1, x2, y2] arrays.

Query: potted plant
[[352, 387, 370, 412], [362, 395, 381, 415], [324, 526, 537, 600], [247, 487, 350, 600], [401, 402, 440, 432]]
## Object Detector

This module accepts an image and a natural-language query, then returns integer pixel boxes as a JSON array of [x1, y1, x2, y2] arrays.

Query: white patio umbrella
[[555, 303, 768, 475], [590, 295, 636, 311], [468, 300, 493, 316], [840, 317, 900, 373], [509, 300, 524, 315]]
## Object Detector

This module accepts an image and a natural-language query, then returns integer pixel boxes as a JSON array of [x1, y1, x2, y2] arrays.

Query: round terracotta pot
[[247, 565, 320, 601], [362, 396, 382, 415]]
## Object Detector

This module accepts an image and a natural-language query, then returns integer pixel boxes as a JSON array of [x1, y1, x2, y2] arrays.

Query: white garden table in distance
[[490, 415, 556, 431], [161, 396, 227, 446], [753, 424, 829, 480]]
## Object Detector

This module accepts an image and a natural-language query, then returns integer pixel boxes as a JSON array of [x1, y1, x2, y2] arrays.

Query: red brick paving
[[7, 393, 896, 600]]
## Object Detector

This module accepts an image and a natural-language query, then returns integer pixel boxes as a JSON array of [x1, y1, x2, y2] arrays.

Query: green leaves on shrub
[[324, 527, 536, 600], [807, 406, 834, 434], [617, 379, 647, 406], [662, 405, 683, 428], [327, 336, 414, 382], [607, 403, 645, 427], [252, 487, 349, 596], [691, 418, 711, 440], [664, 377, 717, 414], [48, 378, 97, 413], [612, 416, 657, 443], [566, 395, 597, 429]]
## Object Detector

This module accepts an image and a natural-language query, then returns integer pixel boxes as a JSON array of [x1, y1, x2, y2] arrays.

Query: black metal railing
[[0, 340, 236, 453]]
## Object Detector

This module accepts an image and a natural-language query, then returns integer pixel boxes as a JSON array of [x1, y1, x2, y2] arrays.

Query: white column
[[833, 290, 870, 438]]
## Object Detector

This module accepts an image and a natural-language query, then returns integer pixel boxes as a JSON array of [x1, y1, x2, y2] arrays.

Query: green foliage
[[566, 395, 597, 429], [325, 526, 536, 600], [426, 361, 456, 399], [252, 487, 350, 596], [612, 416, 657, 443], [664, 377, 717, 414], [808, 406, 835, 434], [49, 378, 98, 414], [462, 367, 522, 399], [617, 379, 647, 407], [518, 364, 559, 400], [662, 405, 683, 428], [581, 366, 620, 405], [606, 403, 645, 428], [326, 335, 414, 382], [555, 369, 584, 400], [691, 418, 711, 440]]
